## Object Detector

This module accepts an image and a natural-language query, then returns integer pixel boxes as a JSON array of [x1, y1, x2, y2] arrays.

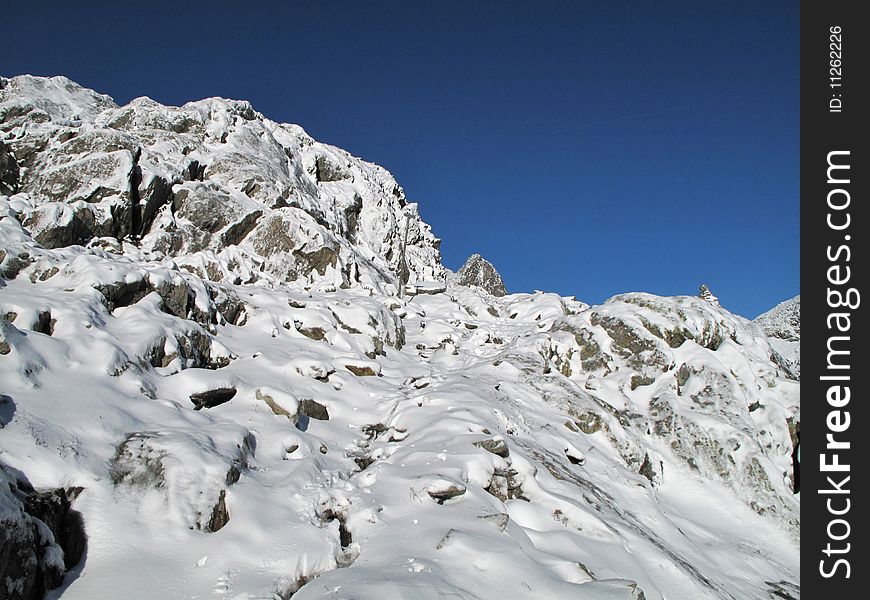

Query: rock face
[[0, 76, 799, 600], [457, 253, 507, 296], [754, 295, 800, 380]]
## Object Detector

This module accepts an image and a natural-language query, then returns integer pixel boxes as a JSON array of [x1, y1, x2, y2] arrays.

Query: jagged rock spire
[[699, 284, 719, 306], [458, 254, 507, 297]]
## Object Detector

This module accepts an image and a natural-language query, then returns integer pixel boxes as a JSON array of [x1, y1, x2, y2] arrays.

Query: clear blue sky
[[4, 1, 799, 318]]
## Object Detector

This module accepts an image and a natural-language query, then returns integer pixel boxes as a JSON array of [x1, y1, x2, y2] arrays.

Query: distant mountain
[[754, 295, 800, 380], [1, 75, 798, 600]]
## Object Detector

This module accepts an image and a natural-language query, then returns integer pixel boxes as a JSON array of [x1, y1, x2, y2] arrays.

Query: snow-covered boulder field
[[1, 76, 798, 600]]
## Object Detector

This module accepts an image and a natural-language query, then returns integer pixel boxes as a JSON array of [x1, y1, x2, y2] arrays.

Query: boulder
[[190, 387, 237, 410], [0, 463, 86, 599]]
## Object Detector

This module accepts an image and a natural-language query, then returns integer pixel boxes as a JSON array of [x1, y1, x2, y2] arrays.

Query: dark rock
[[221, 209, 262, 247], [0, 463, 86, 599], [32, 310, 55, 336], [22, 488, 87, 570], [205, 490, 229, 533], [343, 194, 363, 241], [182, 160, 206, 182], [572, 411, 603, 434], [1, 251, 31, 280], [345, 364, 377, 377], [190, 387, 237, 410], [0, 139, 20, 194], [474, 438, 510, 458], [293, 245, 338, 277], [256, 389, 295, 419], [314, 155, 350, 182], [152, 278, 192, 319], [630, 374, 655, 390], [362, 423, 388, 439], [426, 484, 466, 504], [485, 469, 526, 502], [213, 287, 245, 325], [298, 399, 329, 421], [565, 450, 584, 465], [95, 277, 151, 311], [24, 204, 98, 249], [295, 324, 326, 340], [250, 213, 298, 256], [639, 453, 656, 483], [457, 254, 507, 297], [137, 175, 173, 236]]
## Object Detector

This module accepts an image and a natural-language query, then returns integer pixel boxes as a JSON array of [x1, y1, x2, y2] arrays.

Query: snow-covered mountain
[[1, 76, 799, 600], [754, 295, 800, 380]]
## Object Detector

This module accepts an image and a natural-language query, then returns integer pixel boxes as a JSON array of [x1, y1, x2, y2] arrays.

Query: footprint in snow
[[213, 571, 230, 594]]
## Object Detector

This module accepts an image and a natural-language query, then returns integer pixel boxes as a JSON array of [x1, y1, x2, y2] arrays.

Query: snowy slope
[[1, 76, 799, 600], [754, 295, 800, 380]]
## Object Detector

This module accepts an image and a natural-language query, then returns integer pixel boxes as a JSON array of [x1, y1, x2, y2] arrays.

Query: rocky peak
[[0, 75, 445, 293], [457, 253, 506, 297]]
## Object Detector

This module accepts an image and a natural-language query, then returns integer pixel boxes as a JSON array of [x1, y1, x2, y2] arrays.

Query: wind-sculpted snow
[[0, 76, 798, 600]]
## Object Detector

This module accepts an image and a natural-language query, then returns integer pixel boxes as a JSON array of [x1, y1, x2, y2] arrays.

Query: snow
[[0, 76, 799, 600]]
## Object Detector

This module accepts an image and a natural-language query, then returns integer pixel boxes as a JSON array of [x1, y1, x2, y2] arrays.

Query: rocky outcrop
[[457, 254, 506, 296], [0, 140, 19, 194], [109, 429, 253, 532], [0, 463, 86, 600]]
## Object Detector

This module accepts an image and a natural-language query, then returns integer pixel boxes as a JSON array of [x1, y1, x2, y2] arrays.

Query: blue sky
[[4, 1, 799, 317]]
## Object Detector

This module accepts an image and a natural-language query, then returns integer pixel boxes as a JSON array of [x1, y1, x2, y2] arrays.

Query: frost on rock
[[0, 76, 798, 600]]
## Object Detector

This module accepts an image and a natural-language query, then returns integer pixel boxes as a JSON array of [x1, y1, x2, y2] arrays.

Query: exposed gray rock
[[457, 254, 506, 297], [314, 155, 350, 182], [344, 364, 378, 377], [110, 432, 167, 487], [205, 490, 229, 533]]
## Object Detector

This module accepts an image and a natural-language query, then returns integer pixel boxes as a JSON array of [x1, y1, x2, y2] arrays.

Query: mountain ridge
[[1, 75, 799, 600]]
